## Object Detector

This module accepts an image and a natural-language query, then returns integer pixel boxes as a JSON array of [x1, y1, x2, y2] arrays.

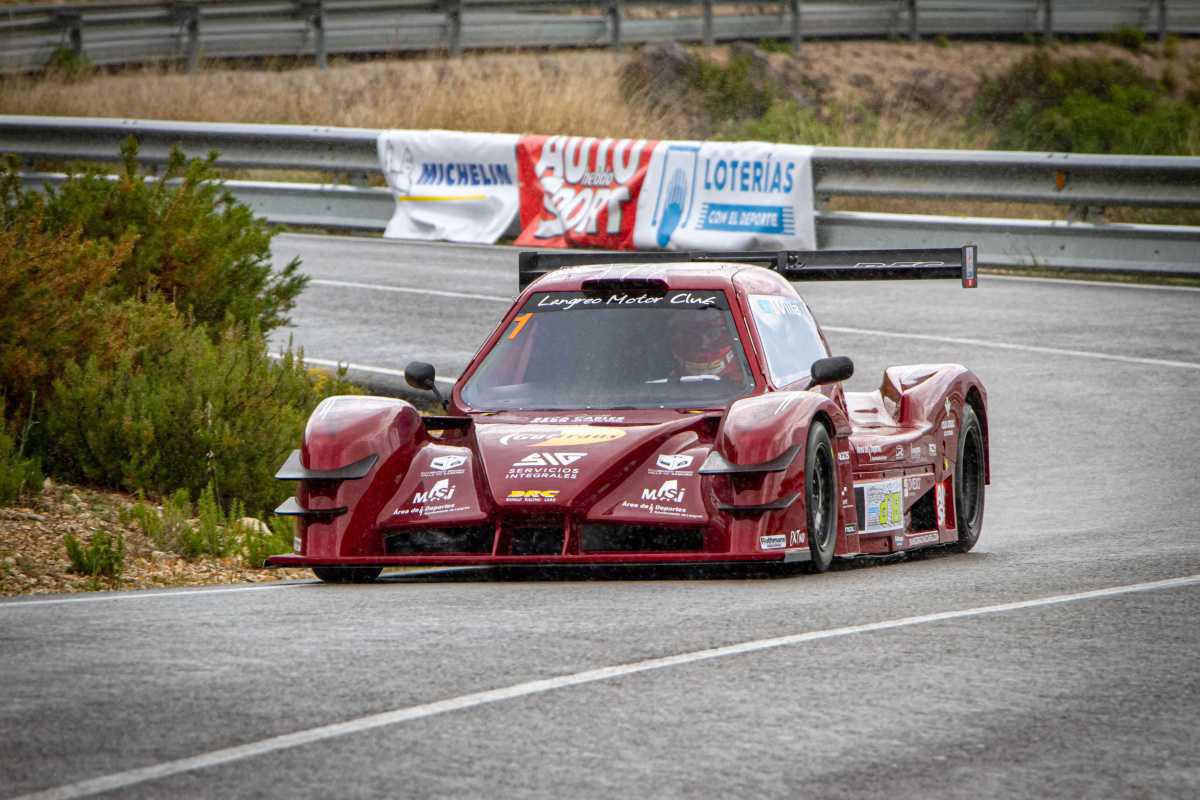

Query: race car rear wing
[[518, 245, 978, 291]]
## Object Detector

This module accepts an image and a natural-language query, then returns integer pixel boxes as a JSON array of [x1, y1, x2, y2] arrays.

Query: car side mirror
[[405, 361, 446, 409], [810, 356, 854, 386]]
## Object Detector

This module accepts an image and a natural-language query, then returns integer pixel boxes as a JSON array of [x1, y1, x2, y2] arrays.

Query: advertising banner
[[515, 135, 657, 249], [378, 130, 519, 243], [634, 141, 816, 251]]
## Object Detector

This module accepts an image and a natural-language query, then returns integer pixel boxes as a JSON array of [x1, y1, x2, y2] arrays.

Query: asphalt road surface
[[3, 233, 1199, 799]]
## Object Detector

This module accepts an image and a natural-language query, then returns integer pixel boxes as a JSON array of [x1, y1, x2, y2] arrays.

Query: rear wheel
[[311, 566, 383, 584], [804, 423, 838, 573], [950, 404, 986, 553]]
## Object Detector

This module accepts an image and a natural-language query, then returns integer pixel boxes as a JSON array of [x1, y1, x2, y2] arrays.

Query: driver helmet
[[669, 311, 738, 378]]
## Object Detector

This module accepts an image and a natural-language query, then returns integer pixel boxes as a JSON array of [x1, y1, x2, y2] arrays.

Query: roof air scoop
[[580, 277, 670, 294]]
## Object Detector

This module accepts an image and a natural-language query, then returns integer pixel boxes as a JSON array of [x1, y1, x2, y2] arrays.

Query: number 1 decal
[[507, 312, 533, 340]]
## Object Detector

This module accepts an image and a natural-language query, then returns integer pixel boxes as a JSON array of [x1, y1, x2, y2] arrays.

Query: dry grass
[[0, 51, 696, 139], [3, 39, 1197, 225]]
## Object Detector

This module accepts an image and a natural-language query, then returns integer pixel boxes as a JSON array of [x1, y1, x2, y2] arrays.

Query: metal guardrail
[[2, 1, 1198, 73], [4, 115, 1199, 274]]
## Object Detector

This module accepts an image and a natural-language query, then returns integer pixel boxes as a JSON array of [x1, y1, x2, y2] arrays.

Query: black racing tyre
[[311, 566, 383, 584], [803, 423, 838, 573], [950, 404, 986, 553]]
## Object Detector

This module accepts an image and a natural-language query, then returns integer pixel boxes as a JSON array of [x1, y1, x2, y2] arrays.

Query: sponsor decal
[[894, 445, 905, 461], [908, 532, 939, 547], [634, 141, 816, 250], [293, 536, 302, 554], [854, 443, 888, 463], [421, 454, 468, 478], [514, 452, 586, 467], [642, 479, 686, 503], [497, 426, 626, 447], [936, 483, 947, 527], [430, 455, 467, 471], [505, 452, 586, 481], [395, 479, 472, 517], [845, 524, 857, 534], [506, 489, 560, 503], [928, 443, 937, 457], [788, 529, 806, 547], [413, 479, 455, 505], [904, 476, 923, 498], [910, 444, 921, 460], [655, 454, 694, 471], [838, 450, 850, 463], [378, 130, 519, 244], [619, 478, 703, 519], [942, 418, 956, 433], [856, 478, 904, 534], [754, 296, 809, 317], [759, 534, 787, 551], [516, 135, 656, 249], [529, 415, 625, 424], [895, 535, 905, 547]]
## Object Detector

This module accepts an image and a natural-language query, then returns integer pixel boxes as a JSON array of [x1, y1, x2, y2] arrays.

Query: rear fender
[[708, 392, 853, 555], [882, 364, 989, 484]]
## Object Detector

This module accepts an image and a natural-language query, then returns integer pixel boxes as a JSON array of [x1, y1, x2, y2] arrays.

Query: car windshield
[[460, 289, 756, 410]]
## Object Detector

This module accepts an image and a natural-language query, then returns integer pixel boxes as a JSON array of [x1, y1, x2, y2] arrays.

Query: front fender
[[706, 391, 853, 555], [287, 396, 426, 559]]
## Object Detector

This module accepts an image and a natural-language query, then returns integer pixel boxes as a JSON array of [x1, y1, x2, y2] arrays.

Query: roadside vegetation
[[0, 140, 358, 591], [2, 36, 1196, 225]]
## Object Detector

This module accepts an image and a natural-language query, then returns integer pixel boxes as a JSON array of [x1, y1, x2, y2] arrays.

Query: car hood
[[378, 418, 717, 527]]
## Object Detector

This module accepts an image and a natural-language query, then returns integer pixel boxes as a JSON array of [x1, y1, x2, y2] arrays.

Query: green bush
[[689, 52, 777, 123], [1105, 25, 1146, 54], [64, 531, 125, 579], [240, 516, 294, 568], [0, 170, 132, 417], [757, 39, 792, 55], [44, 46, 94, 81], [27, 139, 307, 335], [975, 52, 1199, 154], [43, 299, 356, 516], [1164, 33, 1180, 60], [0, 411, 42, 506], [725, 98, 844, 145], [124, 489, 193, 553]]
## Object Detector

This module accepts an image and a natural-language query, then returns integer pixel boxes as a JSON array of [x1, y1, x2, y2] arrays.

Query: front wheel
[[803, 423, 838, 573], [950, 404, 986, 553], [312, 566, 383, 584]]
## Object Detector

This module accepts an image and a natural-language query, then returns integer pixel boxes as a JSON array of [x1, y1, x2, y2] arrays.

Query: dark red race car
[[267, 247, 989, 583]]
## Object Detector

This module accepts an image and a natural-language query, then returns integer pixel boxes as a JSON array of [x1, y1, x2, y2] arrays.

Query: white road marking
[[309, 279, 510, 303], [16, 573, 1200, 800], [0, 582, 305, 609], [265, 353, 459, 385], [825, 325, 1200, 371], [982, 273, 1200, 293]]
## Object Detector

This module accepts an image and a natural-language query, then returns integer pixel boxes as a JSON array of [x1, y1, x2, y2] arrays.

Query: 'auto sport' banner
[[515, 135, 657, 249], [378, 130, 519, 243], [633, 141, 816, 251]]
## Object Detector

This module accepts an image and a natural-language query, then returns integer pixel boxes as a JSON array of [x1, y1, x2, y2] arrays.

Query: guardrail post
[[1157, 0, 1167, 43], [1042, 0, 1054, 42], [703, 0, 714, 49], [56, 11, 83, 57], [790, 0, 802, 56], [609, 0, 623, 52], [907, 0, 918, 41], [445, 0, 463, 57], [177, 4, 201, 73], [297, 1, 327, 69]]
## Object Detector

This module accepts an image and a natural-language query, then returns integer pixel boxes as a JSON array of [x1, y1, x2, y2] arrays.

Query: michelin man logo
[[384, 141, 417, 194]]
